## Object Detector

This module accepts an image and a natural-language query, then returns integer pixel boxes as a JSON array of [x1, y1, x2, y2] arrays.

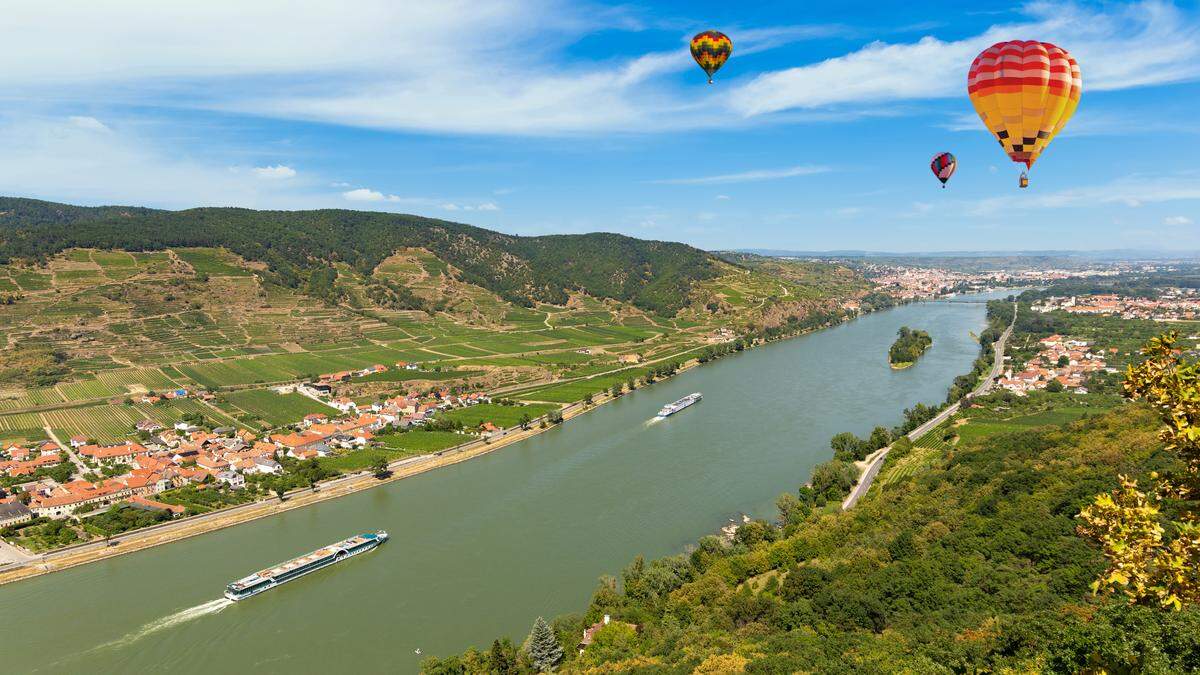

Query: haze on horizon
[[1, 0, 1198, 252]]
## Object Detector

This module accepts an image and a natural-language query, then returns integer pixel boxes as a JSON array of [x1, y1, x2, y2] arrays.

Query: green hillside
[[425, 401, 1200, 674], [0, 197, 719, 314]]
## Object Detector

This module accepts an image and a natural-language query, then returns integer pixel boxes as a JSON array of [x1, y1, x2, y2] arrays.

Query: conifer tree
[[525, 616, 563, 672]]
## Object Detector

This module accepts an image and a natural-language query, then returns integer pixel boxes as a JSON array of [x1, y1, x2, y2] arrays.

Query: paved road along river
[[0, 291, 1011, 674]]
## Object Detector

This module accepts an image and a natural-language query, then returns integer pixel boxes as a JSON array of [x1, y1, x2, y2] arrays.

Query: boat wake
[[92, 598, 233, 651], [644, 416, 663, 426]]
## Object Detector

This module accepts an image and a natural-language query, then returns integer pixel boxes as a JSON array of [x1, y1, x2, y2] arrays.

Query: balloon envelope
[[690, 30, 732, 83], [931, 152, 956, 185], [967, 40, 1081, 169]]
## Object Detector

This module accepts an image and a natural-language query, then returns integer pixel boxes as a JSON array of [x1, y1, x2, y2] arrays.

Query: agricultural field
[[133, 398, 242, 429], [314, 446, 444, 473], [219, 390, 337, 427], [173, 248, 253, 276], [438, 403, 559, 429], [0, 412, 48, 444], [376, 430, 471, 454], [42, 404, 146, 444]]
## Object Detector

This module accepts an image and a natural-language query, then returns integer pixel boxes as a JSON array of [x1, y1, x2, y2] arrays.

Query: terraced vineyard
[[219, 390, 337, 427], [0, 241, 866, 445]]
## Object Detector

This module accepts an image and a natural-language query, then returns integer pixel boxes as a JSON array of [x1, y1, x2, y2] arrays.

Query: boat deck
[[258, 534, 371, 579]]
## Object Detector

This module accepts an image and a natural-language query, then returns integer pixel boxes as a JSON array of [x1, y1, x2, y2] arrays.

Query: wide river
[[0, 292, 1009, 673]]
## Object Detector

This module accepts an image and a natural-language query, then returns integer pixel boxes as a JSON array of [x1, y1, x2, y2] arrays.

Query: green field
[[42, 405, 145, 444], [515, 365, 660, 403], [173, 248, 253, 276], [176, 345, 411, 388], [438, 403, 558, 429], [956, 406, 1097, 443], [0, 412, 47, 444], [221, 390, 337, 427], [358, 369, 479, 384], [376, 430, 471, 453]]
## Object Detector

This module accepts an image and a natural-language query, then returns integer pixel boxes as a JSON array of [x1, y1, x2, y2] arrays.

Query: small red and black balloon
[[690, 30, 732, 84], [930, 152, 956, 188]]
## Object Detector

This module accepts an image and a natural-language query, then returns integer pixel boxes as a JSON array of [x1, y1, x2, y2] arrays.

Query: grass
[[376, 430, 471, 453], [221, 390, 337, 427], [173, 248, 253, 277], [357, 369, 479, 384], [317, 447, 415, 473], [177, 345, 411, 388], [438, 403, 558, 428]]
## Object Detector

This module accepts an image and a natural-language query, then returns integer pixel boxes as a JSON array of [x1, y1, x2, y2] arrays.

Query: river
[[0, 292, 1011, 673]]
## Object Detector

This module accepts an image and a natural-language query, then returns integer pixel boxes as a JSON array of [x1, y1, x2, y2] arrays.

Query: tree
[[829, 432, 863, 462], [519, 413, 532, 430], [489, 638, 518, 674], [369, 456, 390, 479], [525, 616, 563, 672], [1078, 332, 1200, 610], [1046, 379, 1065, 393], [867, 425, 892, 451], [776, 492, 811, 529]]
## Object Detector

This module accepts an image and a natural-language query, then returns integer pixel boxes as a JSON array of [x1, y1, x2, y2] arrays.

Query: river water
[[0, 292, 1009, 673]]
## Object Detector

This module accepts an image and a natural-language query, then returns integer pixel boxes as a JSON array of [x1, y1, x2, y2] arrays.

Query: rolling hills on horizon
[[0, 196, 721, 315]]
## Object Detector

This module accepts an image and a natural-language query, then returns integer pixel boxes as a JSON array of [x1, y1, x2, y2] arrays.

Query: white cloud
[[730, 1, 1200, 116], [252, 164, 296, 179], [715, 194, 731, 200], [343, 188, 401, 202], [1164, 215, 1194, 225], [966, 173, 1200, 216], [68, 115, 110, 132], [0, 115, 319, 209], [0, 2, 1194, 138], [441, 201, 500, 212], [649, 165, 829, 185]]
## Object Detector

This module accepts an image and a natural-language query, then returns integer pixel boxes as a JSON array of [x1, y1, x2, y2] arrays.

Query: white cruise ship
[[224, 531, 388, 601], [656, 392, 702, 418]]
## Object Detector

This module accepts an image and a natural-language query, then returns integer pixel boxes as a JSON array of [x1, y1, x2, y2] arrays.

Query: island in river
[[888, 325, 933, 369]]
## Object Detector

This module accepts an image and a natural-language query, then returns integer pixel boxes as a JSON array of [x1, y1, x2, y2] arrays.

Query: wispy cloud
[[0, 115, 320, 209], [969, 173, 1200, 215], [649, 165, 829, 185], [730, 1, 1200, 116], [441, 201, 500, 211], [68, 115, 110, 132], [252, 164, 296, 179], [9, 1, 1189, 137], [1164, 215, 1194, 225]]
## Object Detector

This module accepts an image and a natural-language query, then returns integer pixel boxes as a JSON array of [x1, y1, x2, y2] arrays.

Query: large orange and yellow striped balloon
[[967, 40, 1081, 171], [690, 30, 732, 84]]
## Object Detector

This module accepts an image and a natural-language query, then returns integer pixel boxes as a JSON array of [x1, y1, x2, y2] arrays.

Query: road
[[44, 426, 89, 477], [842, 301, 1016, 510]]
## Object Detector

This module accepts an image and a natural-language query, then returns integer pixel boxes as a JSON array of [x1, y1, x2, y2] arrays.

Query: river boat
[[656, 392, 702, 418], [224, 531, 388, 601]]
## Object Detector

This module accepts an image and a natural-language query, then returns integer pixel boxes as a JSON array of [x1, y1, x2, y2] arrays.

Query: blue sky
[[1, 0, 1198, 251]]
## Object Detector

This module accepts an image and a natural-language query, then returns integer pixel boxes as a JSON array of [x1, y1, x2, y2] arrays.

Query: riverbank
[[0, 301, 902, 586], [1, 291, 1003, 674], [0, 341, 736, 585], [842, 300, 1017, 510]]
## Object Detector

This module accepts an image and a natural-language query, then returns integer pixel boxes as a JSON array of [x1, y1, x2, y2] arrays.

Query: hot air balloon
[[967, 40, 1081, 188], [690, 30, 732, 84], [931, 152, 956, 188]]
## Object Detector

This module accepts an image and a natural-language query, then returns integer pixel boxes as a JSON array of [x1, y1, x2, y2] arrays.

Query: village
[[0, 361, 499, 540], [1032, 288, 1200, 320], [995, 334, 1114, 395]]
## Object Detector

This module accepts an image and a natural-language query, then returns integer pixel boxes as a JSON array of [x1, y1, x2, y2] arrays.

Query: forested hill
[[0, 197, 719, 314]]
